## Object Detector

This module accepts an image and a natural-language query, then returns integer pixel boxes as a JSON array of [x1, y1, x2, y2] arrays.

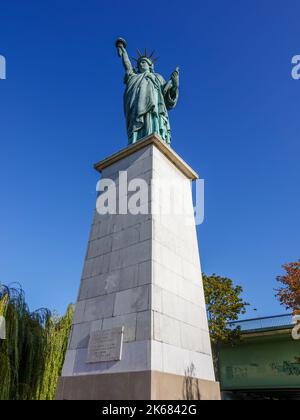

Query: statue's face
[[138, 59, 150, 73]]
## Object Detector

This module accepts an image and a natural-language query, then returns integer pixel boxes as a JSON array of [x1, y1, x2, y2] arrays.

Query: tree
[[203, 274, 249, 345], [275, 260, 300, 315], [203, 274, 249, 380], [0, 283, 74, 400]]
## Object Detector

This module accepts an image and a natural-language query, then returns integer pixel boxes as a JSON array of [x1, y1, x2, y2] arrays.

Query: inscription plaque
[[87, 326, 124, 363]]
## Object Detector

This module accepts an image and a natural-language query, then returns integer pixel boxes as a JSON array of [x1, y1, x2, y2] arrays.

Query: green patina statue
[[116, 38, 179, 146]]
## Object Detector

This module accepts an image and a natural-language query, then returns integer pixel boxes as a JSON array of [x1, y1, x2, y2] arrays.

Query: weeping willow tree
[[0, 284, 74, 400], [34, 305, 74, 400]]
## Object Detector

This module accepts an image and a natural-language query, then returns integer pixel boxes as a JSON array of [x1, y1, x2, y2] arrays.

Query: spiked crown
[[132, 48, 159, 67]]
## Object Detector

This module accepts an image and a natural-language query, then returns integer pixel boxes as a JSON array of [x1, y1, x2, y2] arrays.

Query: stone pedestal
[[56, 135, 220, 400]]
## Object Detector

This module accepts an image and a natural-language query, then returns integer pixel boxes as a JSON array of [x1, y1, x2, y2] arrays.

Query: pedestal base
[[57, 136, 220, 401], [56, 371, 220, 400]]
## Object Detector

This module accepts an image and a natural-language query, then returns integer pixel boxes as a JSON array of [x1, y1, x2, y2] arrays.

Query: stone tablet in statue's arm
[[163, 67, 180, 110]]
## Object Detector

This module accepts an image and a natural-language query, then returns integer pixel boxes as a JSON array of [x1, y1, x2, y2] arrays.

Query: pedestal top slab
[[94, 135, 199, 180]]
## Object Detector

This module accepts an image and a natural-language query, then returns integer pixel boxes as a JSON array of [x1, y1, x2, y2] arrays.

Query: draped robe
[[124, 70, 179, 145]]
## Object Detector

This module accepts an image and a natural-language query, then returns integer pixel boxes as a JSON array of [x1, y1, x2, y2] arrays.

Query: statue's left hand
[[171, 67, 180, 88]]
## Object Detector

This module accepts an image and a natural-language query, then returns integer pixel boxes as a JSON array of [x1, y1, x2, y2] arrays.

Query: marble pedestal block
[[56, 135, 220, 400]]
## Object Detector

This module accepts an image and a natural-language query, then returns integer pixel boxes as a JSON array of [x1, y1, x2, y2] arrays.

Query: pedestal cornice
[[94, 135, 199, 180]]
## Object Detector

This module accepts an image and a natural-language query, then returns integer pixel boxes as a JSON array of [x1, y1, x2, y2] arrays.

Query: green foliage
[[203, 274, 249, 380], [203, 274, 249, 345], [275, 259, 300, 315], [0, 284, 74, 400], [34, 305, 74, 400]]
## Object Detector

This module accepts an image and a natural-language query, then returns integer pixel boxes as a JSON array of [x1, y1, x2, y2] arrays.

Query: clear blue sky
[[0, 0, 299, 317]]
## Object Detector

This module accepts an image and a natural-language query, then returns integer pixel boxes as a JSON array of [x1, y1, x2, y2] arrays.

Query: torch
[[115, 37, 127, 57]]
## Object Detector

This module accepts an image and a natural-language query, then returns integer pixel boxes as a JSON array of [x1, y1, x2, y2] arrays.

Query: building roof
[[228, 314, 294, 334]]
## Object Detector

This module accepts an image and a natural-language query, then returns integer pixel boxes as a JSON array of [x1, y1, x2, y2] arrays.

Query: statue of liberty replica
[[116, 38, 179, 145], [56, 37, 220, 401]]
